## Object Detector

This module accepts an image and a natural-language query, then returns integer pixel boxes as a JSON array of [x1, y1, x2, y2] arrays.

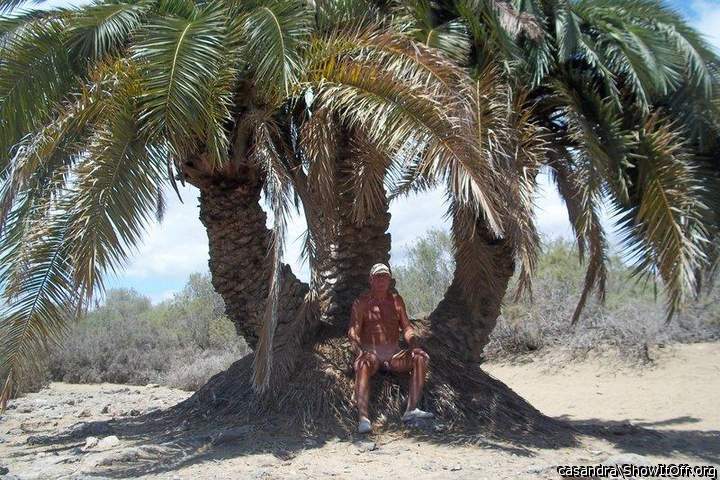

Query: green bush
[[47, 274, 248, 389]]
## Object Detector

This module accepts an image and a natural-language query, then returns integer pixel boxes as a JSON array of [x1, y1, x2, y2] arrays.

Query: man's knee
[[412, 349, 429, 365]]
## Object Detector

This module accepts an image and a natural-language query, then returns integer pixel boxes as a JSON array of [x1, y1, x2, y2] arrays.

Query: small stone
[[77, 409, 91, 418], [129, 409, 141, 416], [65, 399, 75, 406], [0, 465, 8, 475], [147, 384, 160, 389], [19, 407, 32, 413], [84, 436, 99, 450], [526, 464, 550, 474], [101, 405, 110, 414], [355, 441, 377, 453], [97, 435, 120, 450], [450, 465, 462, 472]]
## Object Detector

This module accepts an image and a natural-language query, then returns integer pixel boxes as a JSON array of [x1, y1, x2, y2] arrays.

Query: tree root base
[[170, 339, 574, 446]]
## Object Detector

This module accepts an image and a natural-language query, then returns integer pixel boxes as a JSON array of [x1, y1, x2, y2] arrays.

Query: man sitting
[[347, 263, 434, 434]]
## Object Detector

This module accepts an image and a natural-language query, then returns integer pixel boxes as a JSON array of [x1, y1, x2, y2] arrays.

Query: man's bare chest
[[363, 298, 399, 329]]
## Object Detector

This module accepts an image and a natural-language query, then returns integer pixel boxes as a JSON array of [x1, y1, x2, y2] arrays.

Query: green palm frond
[[552, 0, 620, 104], [0, 205, 77, 410], [614, 113, 709, 321], [68, 0, 150, 61], [132, 3, 229, 161], [239, 0, 313, 101], [577, 0, 717, 98], [65, 80, 166, 301], [0, 16, 78, 166], [0, 66, 116, 234]]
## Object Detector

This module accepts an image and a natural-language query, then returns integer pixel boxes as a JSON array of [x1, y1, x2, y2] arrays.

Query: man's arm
[[347, 298, 365, 356], [395, 294, 419, 349]]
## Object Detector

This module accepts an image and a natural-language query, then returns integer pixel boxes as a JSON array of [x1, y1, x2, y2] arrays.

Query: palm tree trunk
[[427, 211, 515, 363], [315, 158, 391, 336], [197, 174, 320, 389]]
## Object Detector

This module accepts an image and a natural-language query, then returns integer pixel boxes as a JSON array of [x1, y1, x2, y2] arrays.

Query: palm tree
[[0, 0, 717, 434], [388, 0, 719, 363], [0, 0, 503, 406]]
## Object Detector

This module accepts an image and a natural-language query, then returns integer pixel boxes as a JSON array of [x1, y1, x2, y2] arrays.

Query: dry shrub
[[163, 347, 244, 391]]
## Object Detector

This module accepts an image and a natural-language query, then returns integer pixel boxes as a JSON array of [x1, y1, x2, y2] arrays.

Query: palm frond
[[238, 0, 312, 101], [0, 16, 78, 167], [306, 28, 506, 236], [68, 0, 150, 61], [298, 106, 340, 226], [132, 3, 229, 162], [0, 65, 117, 234], [65, 81, 166, 302], [347, 130, 390, 225], [250, 118, 296, 392], [613, 113, 709, 321], [0, 205, 77, 410]]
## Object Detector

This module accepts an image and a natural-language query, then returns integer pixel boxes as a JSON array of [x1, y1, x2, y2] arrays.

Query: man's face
[[369, 272, 391, 291]]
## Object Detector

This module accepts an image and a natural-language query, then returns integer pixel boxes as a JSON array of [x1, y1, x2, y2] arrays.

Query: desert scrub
[[393, 231, 720, 364], [47, 275, 248, 389]]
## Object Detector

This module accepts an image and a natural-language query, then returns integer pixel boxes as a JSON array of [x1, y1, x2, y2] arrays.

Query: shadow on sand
[[14, 402, 717, 477]]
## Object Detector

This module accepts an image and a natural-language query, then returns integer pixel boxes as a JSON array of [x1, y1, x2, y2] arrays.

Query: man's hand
[[411, 347, 429, 360], [356, 350, 379, 369]]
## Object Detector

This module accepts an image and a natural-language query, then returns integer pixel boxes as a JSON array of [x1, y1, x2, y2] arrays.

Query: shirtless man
[[347, 263, 433, 434]]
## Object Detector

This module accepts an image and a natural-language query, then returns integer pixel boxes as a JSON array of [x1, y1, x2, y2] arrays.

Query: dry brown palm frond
[[486, 0, 544, 41], [347, 130, 391, 225], [616, 112, 709, 322], [499, 90, 548, 300], [248, 117, 297, 392], [299, 107, 339, 224], [547, 150, 587, 260]]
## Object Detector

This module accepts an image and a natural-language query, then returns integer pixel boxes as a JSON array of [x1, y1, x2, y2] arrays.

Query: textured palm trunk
[[310, 135, 392, 337], [427, 212, 515, 363], [197, 174, 320, 389]]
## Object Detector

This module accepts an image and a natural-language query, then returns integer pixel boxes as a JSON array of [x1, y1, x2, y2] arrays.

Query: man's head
[[369, 263, 392, 292]]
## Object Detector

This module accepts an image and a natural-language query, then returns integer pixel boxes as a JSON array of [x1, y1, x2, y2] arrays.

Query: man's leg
[[389, 349, 431, 415], [354, 352, 379, 426]]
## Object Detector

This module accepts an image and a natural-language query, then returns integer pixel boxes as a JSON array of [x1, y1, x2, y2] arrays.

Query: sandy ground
[[1, 342, 718, 479]]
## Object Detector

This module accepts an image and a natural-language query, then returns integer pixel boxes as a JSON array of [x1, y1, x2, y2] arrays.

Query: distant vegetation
[[44, 273, 247, 392], [393, 229, 720, 362], [13, 229, 719, 396]]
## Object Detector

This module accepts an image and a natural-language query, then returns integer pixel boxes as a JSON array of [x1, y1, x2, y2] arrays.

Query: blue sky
[[21, 0, 720, 303]]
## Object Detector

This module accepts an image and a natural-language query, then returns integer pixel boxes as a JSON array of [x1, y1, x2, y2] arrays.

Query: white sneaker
[[402, 408, 434, 422], [358, 417, 372, 434]]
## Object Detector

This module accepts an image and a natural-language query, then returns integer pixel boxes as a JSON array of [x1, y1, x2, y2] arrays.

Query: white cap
[[369, 263, 392, 277]]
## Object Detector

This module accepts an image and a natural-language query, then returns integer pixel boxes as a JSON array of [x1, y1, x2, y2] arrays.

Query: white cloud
[[691, 1, 720, 50], [121, 184, 209, 280]]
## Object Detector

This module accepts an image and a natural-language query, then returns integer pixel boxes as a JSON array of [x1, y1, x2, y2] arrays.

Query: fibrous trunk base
[[173, 328, 568, 440]]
